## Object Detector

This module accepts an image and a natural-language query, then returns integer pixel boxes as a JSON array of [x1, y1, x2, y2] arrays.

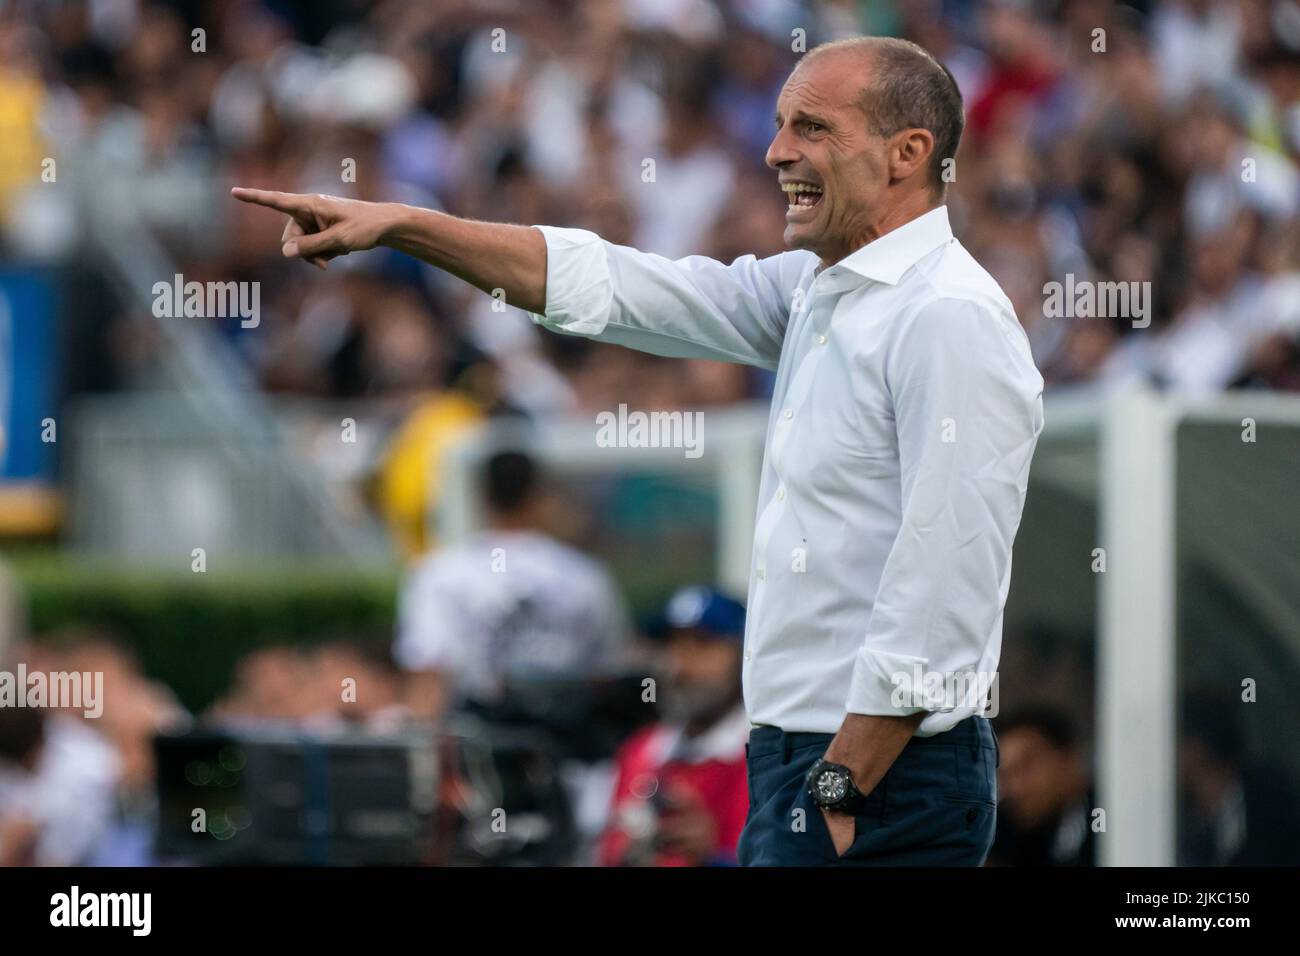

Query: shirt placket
[[742, 283, 840, 675]]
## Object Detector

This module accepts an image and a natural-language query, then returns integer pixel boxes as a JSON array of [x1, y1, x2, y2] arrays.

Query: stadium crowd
[[4, 0, 1300, 412], [3, 0, 1300, 551]]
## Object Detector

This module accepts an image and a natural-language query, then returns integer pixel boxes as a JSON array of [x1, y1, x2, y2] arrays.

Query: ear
[[890, 128, 935, 186]]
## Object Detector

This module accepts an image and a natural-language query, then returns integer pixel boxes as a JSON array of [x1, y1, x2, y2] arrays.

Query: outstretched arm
[[233, 188, 801, 368], [230, 188, 549, 313]]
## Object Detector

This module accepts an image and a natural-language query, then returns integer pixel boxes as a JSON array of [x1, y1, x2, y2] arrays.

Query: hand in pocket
[[821, 808, 855, 856]]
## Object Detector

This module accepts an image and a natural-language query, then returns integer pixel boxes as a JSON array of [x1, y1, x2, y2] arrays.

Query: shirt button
[[757, 568, 765, 580], [777, 486, 786, 500], [816, 334, 827, 345], [744, 652, 752, 661], [782, 408, 793, 420]]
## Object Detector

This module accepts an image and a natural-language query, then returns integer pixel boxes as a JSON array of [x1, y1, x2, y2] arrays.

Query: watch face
[[814, 769, 848, 804]]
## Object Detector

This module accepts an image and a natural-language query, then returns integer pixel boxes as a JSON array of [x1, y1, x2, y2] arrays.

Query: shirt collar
[[816, 205, 954, 292]]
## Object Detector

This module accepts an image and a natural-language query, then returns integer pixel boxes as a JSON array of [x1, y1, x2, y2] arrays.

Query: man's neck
[[817, 190, 945, 271]]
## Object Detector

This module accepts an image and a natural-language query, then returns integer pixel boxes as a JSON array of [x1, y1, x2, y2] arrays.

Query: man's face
[[662, 630, 742, 726], [765, 52, 892, 263]]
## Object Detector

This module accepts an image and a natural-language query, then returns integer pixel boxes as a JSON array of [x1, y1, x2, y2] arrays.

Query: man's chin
[[784, 226, 829, 261], [783, 224, 816, 250]]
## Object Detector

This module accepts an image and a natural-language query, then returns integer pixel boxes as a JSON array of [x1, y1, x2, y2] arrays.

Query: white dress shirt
[[530, 205, 1044, 736]]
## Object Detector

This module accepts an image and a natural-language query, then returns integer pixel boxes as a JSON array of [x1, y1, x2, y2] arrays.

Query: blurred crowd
[[8, 626, 1295, 865], [4, 0, 1300, 412], [4, 0, 1300, 555], [0, 627, 410, 865]]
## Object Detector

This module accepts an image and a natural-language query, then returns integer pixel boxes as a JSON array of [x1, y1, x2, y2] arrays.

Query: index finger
[[230, 187, 313, 215]]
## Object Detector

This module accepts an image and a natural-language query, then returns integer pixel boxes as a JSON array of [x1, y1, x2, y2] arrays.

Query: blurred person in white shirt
[[0, 706, 120, 867], [394, 449, 633, 719]]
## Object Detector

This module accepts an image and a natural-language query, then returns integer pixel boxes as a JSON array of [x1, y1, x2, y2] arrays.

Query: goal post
[[1098, 385, 1178, 866]]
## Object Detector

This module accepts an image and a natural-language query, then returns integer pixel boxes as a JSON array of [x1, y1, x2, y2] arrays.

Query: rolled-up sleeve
[[846, 297, 1044, 735], [530, 225, 805, 371]]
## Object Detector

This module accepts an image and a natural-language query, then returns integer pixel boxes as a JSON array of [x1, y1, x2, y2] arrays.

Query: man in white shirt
[[233, 34, 1044, 866], [394, 450, 632, 717], [0, 709, 121, 866]]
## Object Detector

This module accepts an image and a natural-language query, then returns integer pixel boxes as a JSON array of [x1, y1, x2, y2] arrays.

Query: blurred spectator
[[599, 585, 748, 866], [0, 687, 120, 866], [0, 631, 187, 866], [208, 639, 403, 730], [394, 449, 633, 718], [989, 706, 1096, 866], [1178, 688, 1300, 865], [308, 639, 407, 731], [0, 706, 44, 865], [375, 380, 486, 561], [208, 645, 319, 726]]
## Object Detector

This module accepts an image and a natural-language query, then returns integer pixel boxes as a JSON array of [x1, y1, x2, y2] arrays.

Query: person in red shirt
[[599, 587, 750, 867]]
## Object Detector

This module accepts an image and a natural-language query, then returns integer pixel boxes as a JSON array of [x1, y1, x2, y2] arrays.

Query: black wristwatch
[[805, 759, 870, 813]]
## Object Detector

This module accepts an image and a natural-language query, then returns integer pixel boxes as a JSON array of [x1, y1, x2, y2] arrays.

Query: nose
[[765, 124, 799, 170]]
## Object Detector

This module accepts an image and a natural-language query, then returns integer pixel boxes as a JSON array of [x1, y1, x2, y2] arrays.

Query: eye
[[805, 121, 827, 135]]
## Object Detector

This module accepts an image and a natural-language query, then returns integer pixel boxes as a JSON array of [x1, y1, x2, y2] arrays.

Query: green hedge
[[9, 553, 399, 714], [6, 542, 710, 714]]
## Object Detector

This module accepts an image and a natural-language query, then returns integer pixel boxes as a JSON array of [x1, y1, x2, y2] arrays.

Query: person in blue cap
[[598, 586, 751, 866]]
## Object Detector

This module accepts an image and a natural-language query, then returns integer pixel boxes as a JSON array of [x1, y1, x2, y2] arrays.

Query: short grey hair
[[803, 37, 964, 195]]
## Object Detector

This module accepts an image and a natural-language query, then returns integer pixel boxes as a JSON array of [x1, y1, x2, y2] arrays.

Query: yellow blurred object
[[378, 391, 484, 561], [0, 69, 47, 216], [0, 484, 63, 536]]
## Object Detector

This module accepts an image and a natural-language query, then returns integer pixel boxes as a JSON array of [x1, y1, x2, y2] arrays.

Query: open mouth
[[781, 181, 824, 212]]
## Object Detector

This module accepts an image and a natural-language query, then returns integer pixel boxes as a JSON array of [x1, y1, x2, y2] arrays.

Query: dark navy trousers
[[737, 716, 998, 866]]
